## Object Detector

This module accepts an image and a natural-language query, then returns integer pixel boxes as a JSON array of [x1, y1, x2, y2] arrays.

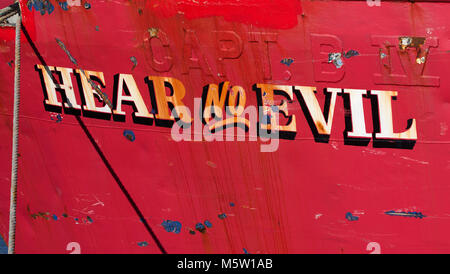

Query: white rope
[[8, 10, 21, 255]]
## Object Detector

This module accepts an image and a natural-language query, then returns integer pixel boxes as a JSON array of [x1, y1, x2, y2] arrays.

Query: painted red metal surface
[[0, 0, 449, 253]]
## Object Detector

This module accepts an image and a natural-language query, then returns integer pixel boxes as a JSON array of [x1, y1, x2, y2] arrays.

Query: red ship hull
[[0, 0, 449, 253]]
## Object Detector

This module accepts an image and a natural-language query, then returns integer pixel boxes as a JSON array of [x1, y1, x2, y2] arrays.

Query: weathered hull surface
[[0, 0, 449, 253]]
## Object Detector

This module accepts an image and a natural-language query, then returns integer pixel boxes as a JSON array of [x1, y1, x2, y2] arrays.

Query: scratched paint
[[384, 211, 426, 219]]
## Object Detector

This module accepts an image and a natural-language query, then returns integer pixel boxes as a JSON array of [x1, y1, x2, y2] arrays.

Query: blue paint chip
[[47, 2, 54, 14], [34, 1, 43, 11], [28, 0, 55, 15], [87, 216, 93, 223], [195, 223, 206, 233], [281, 58, 294, 66], [218, 213, 227, 219], [345, 212, 359, 221], [204, 220, 212, 228], [130, 56, 138, 69], [161, 220, 182, 234], [137, 241, 148, 247], [123, 130, 136, 142], [52, 214, 58, 221], [0, 235, 7, 254], [243, 248, 250, 254], [230, 202, 235, 207], [59, 1, 68, 11], [343, 50, 360, 59], [56, 113, 62, 123]]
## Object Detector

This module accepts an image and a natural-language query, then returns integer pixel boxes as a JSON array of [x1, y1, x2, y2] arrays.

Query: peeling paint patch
[[137, 241, 148, 247], [204, 220, 212, 228], [280, 58, 294, 66], [148, 28, 159, 38], [27, 0, 55, 15], [328, 52, 343, 68], [329, 50, 359, 68], [345, 212, 359, 221], [343, 50, 359, 58], [0, 235, 7, 254], [161, 220, 182, 233], [50, 113, 63, 123], [195, 223, 206, 233], [399, 36, 425, 51], [29, 210, 50, 220], [384, 210, 426, 218], [130, 56, 138, 70], [58, 1, 69, 11], [416, 56, 425, 64], [123, 130, 136, 141], [398, 36, 427, 64]]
